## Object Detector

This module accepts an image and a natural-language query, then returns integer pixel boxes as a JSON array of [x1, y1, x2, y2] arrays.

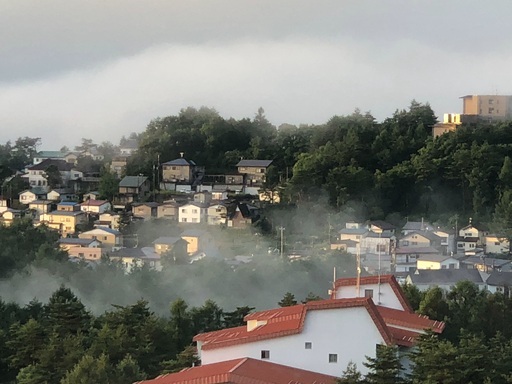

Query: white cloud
[[1, 37, 512, 150]]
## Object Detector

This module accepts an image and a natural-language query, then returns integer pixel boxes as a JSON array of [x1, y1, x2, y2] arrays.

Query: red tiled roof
[[194, 298, 394, 350], [387, 327, 422, 347], [134, 357, 337, 384], [376, 305, 445, 334], [331, 275, 414, 313]]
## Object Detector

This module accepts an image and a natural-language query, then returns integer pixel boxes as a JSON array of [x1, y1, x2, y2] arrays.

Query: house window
[[261, 350, 270, 359], [364, 289, 373, 298], [449, 263, 456, 269], [376, 244, 386, 252], [182, 218, 187, 222], [305, 342, 312, 349], [181, 209, 186, 213], [328, 354, 338, 363], [457, 243, 464, 248], [465, 232, 472, 237], [470, 244, 475, 248], [411, 242, 418, 245], [192, 209, 198, 214], [402, 240, 409, 246]]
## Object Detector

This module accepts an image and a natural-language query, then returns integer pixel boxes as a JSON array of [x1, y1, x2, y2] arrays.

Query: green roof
[[36, 151, 68, 158]]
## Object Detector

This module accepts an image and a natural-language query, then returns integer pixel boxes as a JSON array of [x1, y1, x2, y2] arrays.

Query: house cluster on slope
[[0, 148, 275, 270], [135, 275, 444, 384], [330, 219, 512, 296]]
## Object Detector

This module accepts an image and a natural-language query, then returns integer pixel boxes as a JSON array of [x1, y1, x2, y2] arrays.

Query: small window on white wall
[[328, 354, 338, 363], [261, 350, 270, 359], [305, 342, 312, 349]]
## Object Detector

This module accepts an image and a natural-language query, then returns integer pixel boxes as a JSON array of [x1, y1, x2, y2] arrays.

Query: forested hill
[[126, 103, 512, 230]]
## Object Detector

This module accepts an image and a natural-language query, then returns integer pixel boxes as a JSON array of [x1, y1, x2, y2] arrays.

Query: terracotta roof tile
[[376, 305, 445, 334], [135, 357, 337, 384]]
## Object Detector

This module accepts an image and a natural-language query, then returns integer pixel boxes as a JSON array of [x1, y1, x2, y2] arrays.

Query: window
[[329, 354, 338, 363], [411, 242, 418, 245], [364, 289, 373, 298], [376, 244, 386, 252], [402, 240, 409, 246], [261, 350, 270, 359], [182, 218, 187, 222], [449, 263, 456, 269], [305, 342, 312, 349], [489, 99, 494, 105], [192, 209, 198, 214], [470, 243, 475, 248], [181, 209, 186, 213], [457, 243, 464, 248], [495, 242, 501, 245], [465, 232, 472, 236]]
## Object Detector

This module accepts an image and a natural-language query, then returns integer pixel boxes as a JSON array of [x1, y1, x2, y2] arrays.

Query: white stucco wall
[[200, 307, 385, 376], [335, 283, 405, 310]]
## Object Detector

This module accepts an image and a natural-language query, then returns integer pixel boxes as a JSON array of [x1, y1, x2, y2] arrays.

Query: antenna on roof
[[356, 243, 361, 297]]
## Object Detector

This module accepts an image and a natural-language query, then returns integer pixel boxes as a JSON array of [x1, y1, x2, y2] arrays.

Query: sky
[[1, 0, 512, 150]]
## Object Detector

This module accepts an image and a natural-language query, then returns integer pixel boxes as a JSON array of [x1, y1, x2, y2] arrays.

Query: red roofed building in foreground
[[137, 275, 444, 383], [134, 357, 337, 384]]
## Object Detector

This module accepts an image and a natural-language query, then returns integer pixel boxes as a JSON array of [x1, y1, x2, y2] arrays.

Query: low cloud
[[1, 37, 512, 150]]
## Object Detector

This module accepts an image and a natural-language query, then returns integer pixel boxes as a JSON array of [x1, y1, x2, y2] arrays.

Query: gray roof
[[409, 269, 484, 285], [236, 159, 273, 168], [29, 159, 74, 171], [486, 271, 512, 286], [119, 175, 148, 187], [364, 231, 394, 239], [402, 221, 433, 231], [163, 158, 196, 166], [58, 238, 97, 246], [403, 230, 442, 242], [339, 228, 368, 235], [395, 246, 440, 255], [153, 236, 182, 245], [461, 256, 511, 268], [418, 254, 457, 263], [369, 220, 396, 230]]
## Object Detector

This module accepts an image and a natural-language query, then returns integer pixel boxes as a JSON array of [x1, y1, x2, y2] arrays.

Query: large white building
[[194, 275, 444, 377]]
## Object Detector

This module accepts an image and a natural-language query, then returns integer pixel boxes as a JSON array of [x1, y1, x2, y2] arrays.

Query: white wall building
[[178, 202, 208, 223]]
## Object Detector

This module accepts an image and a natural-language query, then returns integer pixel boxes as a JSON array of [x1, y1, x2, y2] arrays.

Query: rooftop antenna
[[378, 232, 382, 304], [356, 243, 361, 297]]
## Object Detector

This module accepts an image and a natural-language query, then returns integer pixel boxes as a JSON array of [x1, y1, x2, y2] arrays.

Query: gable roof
[[28, 158, 74, 172], [163, 158, 196, 166], [80, 199, 110, 207], [485, 271, 512, 286], [402, 221, 432, 231], [461, 256, 511, 268], [134, 358, 337, 384], [194, 297, 394, 350], [332, 275, 413, 313], [58, 238, 99, 246], [409, 269, 484, 285], [339, 227, 368, 235], [35, 151, 68, 159], [81, 227, 121, 236], [119, 175, 148, 187], [418, 254, 458, 263], [369, 220, 396, 230], [236, 159, 273, 168], [402, 230, 442, 242]]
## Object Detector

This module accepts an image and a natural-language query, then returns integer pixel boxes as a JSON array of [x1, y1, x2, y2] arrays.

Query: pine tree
[[278, 292, 297, 307], [364, 344, 402, 384], [337, 361, 363, 383], [60, 354, 111, 384]]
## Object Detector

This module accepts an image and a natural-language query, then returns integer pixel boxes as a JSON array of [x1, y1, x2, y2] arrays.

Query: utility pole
[[278, 226, 285, 258]]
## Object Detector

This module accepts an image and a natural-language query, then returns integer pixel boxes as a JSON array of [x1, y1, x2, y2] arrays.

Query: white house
[[360, 231, 394, 256], [80, 199, 111, 214], [485, 235, 510, 255], [207, 203, 229, 226], [406, 269, 486, 292], [416, 255, 460, 270], [19, 189, 47, 205], [195, 276, 443, 378], [456, 223, 485, 255], [178, 202, 208, 224]]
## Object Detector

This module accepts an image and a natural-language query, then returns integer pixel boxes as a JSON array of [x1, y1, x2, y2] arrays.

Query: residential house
[[28, 200, 55, 219], [227, 203, 256, 229], [56, 201, 81, 212], [179, 202, 208, 224], [114, 175, 150, 208], [193, 190, 212, 205], [195, 275, 444, 377], [0, 196, 10, 213], [211, 189, 229, 201], [398, 231, 442, 250], [132, 202, 159, 220], [78, 227, 123, 250], [80, 199, 111, 214], [47, 188, 78, 202], [181, 229, 210, 255], [95, 212, 121, 230], [401, 220, 432, 236], [58, 238, 104, 261], [157, 200, 180, 220], [360, 231, 395, 256], [330, 239, 358, 254], [0, 209, 22, 226], [368, 220, 396, 235], [460, 256, 512, 273], [416, 255, 460, 270], [485, 235, 510, 255], [108, 247, 161, 273], [457, 223, 485, 255], [486, 272, 512, 296], [33, 150, 77, 165], [153, 237, 188, 256], [162, 156, 196, 183], [119, 139, 138, 156], [394, 247, 440, 273], [337, 224, 367, 244], [134, 358, 338, 384], [38, 209, 87, 235], [236, 159, 273, 188], [23, 159, 82, 191], [80, 147, 104, 161], [405, 269, 486, 292], [19, 188, 47, 205], [83, 191, 100, 201], [110, 156, 129, 178], [208, 203, 229, 226]]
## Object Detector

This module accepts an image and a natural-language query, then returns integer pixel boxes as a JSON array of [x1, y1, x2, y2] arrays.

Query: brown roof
[[135, 358, 337, 384]]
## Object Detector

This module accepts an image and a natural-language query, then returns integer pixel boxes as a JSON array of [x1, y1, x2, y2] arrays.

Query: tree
[[60, 354, 110, 384], [364, 344, 402, 384], [160, 345, 199, 373], [222, 306, 254, 328], [112, 354, 146, 384], [301, 292, 322, 304], [278, 292, 297, 307], [337, 361, 363, 384], [44, 286, 91, 336], [98, 167, 119, 201], [43, 164, 62, 189], [6, 319, 46, 371]]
